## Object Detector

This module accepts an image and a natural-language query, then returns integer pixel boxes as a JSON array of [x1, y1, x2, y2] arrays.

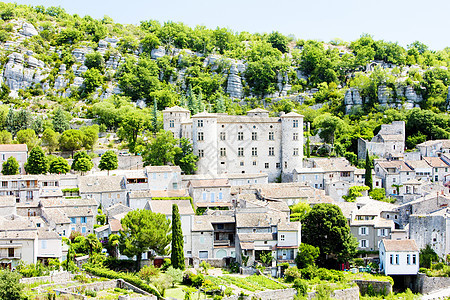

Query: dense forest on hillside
[[1, 2, 450, 162]]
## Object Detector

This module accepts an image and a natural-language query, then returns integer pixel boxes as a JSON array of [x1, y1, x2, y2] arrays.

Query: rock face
[[19, 22, 38, 37], [2, 52, 47, 94], [226, 63, 243, 99], [151, 47, 165, 59], [344, 88, 363, 113]]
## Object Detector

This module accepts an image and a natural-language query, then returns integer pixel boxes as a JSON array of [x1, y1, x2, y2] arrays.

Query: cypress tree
[[171, 204, 185, 270], [152, 97, 158, 133], [365, 150, 373, 191], [306, 134, 311, 158]]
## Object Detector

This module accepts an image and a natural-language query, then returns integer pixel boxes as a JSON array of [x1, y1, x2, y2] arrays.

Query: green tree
[[267, 31, 289, 53], [85, 234, 102, 255], [143, 129, 180, 166], [52, 107, 70, 133], [420, 245, 439, 268], [5, 109, 17, 136], [80, 125, 99, 150], [0, 130, 12, 144], [313, 113, 348, 146], [302, 203, 357, 266], [174, 138, 198, 175], [119, 209, 171, 271], [49, 156, 70, 174], [2, 156, 19, 175], [295, 243, 320, 269], [41, 128, 60, 153], [365, 150, 373, 191], [98, 150, 118, 175], [343, 186, 370, 202], [82, 68, 103, 94], [171, 204, 185, 270], [118, 112, 148, 153], [290, 202, 312, 222], [0, 269, 24, 300], [25, 146, 48, 174], [166, 266, 183, 288], [16, 129, 39, 151], [84, 52, 105, 71], [71, 151, 93, 174], [59, 130, 84, 156]]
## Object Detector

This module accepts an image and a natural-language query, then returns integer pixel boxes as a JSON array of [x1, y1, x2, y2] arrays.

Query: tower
[[192, 112, 218, 176], [281, 112, 304, 181], [162, 106, 191, 139]]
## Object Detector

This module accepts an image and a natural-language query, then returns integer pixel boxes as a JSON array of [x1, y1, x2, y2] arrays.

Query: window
[[220, 148, 226, 157], [390, 254, 394, 264], [280, 234, 285, 241], [219, 192, 223, 200], [253, 161, 257, 166], [269, 132, 274, 140], [70, 218, 76, 224], [407, 254, 411, 265], [41, 240, 47, 249], [200, 237, 205, 244], [8, 248, 14, 258], [82, 227, 86, 234], [198, 149, 204, 157], [360, 227, 368, 235], [240, 162, 244, 166], [276, 163, 281, 169], [173, 182, 178, 189], [252, 132, 257, 140], [238, 132, 244, 140], [360, 240, 368, 248], [197, 132, 204, 141], [169, 120, 174, 128], [293, 119, 299, 128], [293, 133, 299, 140], [197, 120, 203, 127], [220, 132, 226, 140], [395, 254, 399, 265], [202, 192, 207, 201], [412, 254, 417, 264], [238, 148, 244, 157], [2, 181, 7, 188], [293, 148, 299, 156], [252, 147, 258, 156], [265, 163, 269, 169], [269, 147, 274, 156], [81, 217, 87, 224]]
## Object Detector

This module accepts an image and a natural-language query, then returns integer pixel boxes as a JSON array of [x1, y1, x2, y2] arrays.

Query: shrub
[[161, 258, 171, 271], [183, 270, 195, 285], [84, 289, 97, 297], [284, 266, 302, 283], [431, 262, 445, 271], [299, 266, 317, 280], [83, 264, 161, 298], [191, 274, 205, 287], [138, 265, 160, 282], [293, 278, 308, 296]]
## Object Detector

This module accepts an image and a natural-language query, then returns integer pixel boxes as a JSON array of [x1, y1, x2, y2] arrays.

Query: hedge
[[83, 264, 161, 298]]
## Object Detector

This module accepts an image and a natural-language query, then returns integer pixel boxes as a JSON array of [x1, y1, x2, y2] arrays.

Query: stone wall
[[223, 288, 296, 300], [415, 273, 450, 294], [20, 271, 76, 285], [307, 286, 359, 300], [354, 280, 392, 295]]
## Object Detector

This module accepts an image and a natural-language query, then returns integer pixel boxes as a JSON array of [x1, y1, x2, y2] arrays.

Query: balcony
[[214, 240, 234, 247]]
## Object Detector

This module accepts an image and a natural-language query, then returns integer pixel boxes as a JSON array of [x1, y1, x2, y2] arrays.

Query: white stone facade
[[164, 107, 304, 182]]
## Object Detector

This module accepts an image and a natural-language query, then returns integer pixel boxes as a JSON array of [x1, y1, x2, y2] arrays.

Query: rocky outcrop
[[19, 22, 38, 37], [151, 47, 165, 59], [344, 88, 363, 113], [226, 63, 243, 98]]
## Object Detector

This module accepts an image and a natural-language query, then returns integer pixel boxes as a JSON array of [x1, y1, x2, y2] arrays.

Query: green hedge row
[[83, 264, 161, 298]]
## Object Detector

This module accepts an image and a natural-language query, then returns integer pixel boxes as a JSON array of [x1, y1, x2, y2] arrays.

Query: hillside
[[1, 2, 450, 159]]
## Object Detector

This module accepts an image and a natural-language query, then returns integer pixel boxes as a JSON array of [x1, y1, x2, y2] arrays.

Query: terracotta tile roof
[[240, 242, 254, 250], [192, 216, 214, 231], [149, 200, 194, 215], [280, 112, 303, 118], [382, 239, 419, 252], [105, 204, 132, 218], [0, 196, 16, 207], [145, 165, 181, 173], [423, 157, 450, 168], [42, 208, 70, 224], [79, 176, 125, 193], [277, 221, 300, 231], [109, 219, 122, 232], [151, 189, 189, 198], [406, 160, 432, 170], [38, 229, 61, 240], [237, 233, 274, 241], [0, 144, 27, 152], [189, 179, 230, 188], [376, 160, 413, 172], [247, 108, 269, 113], [163, 105, 190, 112]]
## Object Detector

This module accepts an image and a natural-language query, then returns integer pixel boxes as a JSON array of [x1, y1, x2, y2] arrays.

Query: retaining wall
[[354, 279, 392, 295], [20, 271, 76, 285]]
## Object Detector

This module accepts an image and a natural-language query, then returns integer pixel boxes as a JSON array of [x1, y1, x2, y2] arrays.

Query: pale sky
[[4, 0, 450, 50]]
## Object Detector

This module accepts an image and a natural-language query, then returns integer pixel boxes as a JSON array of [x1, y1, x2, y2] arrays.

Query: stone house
[[0, 144, 28, 175], [416, 140, 450, 157], [164, 107, 304, 182], [0, 215, 38, 268], [148, 199, 195, 258], [188, 179, 232, 209], [423, 157, 450, 183], [37, 229, 63, 264], [357, 121, 405, 160], [79, 176, 127, 208], [191, 215, 214, 259], [398, 194, 450, 227], [405, 160, 432, 181], [350, 217, 395, 251], [374, 160, 415, 195], [379, 239, 419, 275]]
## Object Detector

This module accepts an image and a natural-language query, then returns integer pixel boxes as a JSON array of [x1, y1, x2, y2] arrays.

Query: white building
[[0, 144, 28, 174], [379, 239, 419, 275], [163, 107, 304, 182]]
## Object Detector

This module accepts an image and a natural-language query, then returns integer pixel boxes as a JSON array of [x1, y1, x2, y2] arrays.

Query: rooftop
[[189, 179, 230, 188], [149, 200, 195, 215], [0, 144, 27, 152], [382, 239, 419, 252]]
